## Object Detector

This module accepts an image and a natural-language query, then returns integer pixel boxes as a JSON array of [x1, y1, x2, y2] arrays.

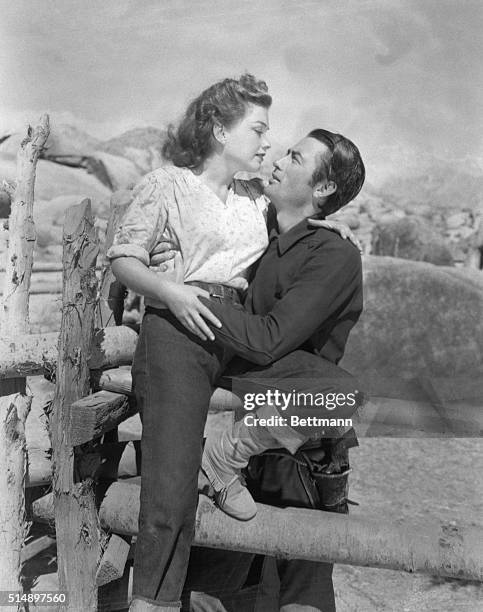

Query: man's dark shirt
[[204, 209, 363, 365]]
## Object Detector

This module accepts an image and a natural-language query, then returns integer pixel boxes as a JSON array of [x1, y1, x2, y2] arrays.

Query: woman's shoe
[[201, 417, 280, 520]]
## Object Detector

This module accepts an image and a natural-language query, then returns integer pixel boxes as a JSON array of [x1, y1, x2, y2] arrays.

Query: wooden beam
[[95, 367, 242, 411], [95, 534, 131, 587], [49, 200, 100, 612], [0, 325, 138, 379], [31, 481, 483, 582], [66, 390, 135, 446], [21, 535, 56, 563], [93, 368, 483, 436]]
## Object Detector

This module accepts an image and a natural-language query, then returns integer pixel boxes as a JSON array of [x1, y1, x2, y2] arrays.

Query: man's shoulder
[[309, 226, 361, 262]]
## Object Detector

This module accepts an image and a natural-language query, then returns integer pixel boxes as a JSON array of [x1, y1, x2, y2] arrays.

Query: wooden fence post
[[50, 200, 100, 611], [0, 115, 49, 596]]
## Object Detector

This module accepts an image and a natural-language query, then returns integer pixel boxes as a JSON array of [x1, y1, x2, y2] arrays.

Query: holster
[[244, 433, 357, 515]]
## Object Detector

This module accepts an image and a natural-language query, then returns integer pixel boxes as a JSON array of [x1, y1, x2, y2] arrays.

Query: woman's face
[[222, 104, 270, 173]]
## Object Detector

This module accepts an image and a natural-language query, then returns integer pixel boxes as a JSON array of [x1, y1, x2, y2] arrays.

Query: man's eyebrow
[[287, 148, 303, 161]]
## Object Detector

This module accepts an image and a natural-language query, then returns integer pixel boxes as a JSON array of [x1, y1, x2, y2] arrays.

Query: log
[[0, 325, 138, 379], [0, 117, 47, 595], [1, 114, 49, 334], [95, 534, 131, 587], [96, 191, 131, 327], [26, 446, 52, 487], [0, 262, 103, 273], [0, 393, 32, 589], [94, 368, 483, 436], [31, 481, 483, 582], [49, 201, 100, 612], [66, 390, 135, 446], [96, 367, 241, 410], [21, 535, 56, 563]]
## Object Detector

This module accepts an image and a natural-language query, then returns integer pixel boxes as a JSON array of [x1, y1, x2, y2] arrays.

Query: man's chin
[[263, 181, 278, 200]]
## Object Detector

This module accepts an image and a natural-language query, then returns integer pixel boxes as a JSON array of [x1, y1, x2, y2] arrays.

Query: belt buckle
[[210, 286, 225, 299]]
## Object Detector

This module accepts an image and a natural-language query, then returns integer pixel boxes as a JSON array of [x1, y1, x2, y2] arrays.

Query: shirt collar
[[276, 213, 325, 255]]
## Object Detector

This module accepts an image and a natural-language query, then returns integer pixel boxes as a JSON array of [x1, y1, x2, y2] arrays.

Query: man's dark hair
[[308, 129, 365, 216]]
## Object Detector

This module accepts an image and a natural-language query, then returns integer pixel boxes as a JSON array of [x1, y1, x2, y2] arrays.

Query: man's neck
[[276, 202, 314, 234]]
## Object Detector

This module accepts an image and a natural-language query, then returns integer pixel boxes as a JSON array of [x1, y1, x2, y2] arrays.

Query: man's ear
[[313, 180, 337, 200], [212, 122, 226, 145]]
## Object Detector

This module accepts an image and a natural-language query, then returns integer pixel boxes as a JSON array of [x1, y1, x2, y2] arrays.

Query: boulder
[[44, 124, 101, 156], [94, 151, 142, 191], [371, 216, 454, 266], [99, 128, 165, 174], [340, 256, 483, 381], [446, 211, 471, 230], [0, 125, 100, 157], [0, 152, 110, 203], [377, 210, 406, 225]]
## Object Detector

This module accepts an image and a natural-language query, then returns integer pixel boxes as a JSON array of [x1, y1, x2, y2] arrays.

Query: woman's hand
[[150, 241, 176, 270], [308, 218, 363, 253], [163, 282, 222, 342]]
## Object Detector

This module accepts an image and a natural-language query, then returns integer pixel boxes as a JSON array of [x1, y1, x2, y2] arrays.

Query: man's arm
[[202, 241, 362, 365]]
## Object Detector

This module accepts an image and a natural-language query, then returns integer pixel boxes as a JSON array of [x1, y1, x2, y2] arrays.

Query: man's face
[[264, 137, 331, 211]]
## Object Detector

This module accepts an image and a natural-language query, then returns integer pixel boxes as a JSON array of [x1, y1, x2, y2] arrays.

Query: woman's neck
[[193, 154, 235, 203]]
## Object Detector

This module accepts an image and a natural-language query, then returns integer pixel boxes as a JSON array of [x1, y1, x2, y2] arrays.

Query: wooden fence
[[1, 117, 482, 612]]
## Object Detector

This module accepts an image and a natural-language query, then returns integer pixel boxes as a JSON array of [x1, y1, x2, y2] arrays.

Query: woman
[[108, 74, 355, 611]]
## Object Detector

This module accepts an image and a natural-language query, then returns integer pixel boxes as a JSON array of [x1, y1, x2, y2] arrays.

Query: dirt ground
[[22, 375, 483, 612]]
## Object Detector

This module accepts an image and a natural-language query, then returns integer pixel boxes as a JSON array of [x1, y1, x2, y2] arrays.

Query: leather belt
[[187, 281, 242, 303]]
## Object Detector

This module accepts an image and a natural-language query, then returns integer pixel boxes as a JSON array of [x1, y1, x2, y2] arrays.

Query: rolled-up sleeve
[[107, 172, 169, 266]]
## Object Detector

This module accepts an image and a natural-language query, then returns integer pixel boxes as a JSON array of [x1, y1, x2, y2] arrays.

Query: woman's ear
[[313, 180, 337, 200], [213, 122, 226, 145]]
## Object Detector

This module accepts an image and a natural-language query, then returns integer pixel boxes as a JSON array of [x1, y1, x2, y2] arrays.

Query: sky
[[1, 0, 483, 174]]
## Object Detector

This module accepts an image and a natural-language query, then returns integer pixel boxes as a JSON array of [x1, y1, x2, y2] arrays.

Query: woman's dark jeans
[[131, 305, 235, 607]]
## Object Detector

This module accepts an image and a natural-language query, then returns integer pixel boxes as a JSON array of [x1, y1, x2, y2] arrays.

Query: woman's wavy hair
[[308, 129, 365, 216], [162, 73, 272, 168]]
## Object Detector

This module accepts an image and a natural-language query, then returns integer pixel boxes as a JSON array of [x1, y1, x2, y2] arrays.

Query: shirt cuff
[[106, 243, 150, 267]]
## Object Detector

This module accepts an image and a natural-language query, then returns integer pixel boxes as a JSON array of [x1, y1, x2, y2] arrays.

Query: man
[[152, 128, 365, 611]]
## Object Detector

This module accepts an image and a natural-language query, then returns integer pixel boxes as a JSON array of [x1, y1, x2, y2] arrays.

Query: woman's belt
[[186, 281, 243, 303]]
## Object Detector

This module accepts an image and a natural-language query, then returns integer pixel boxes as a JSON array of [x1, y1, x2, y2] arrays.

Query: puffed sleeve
[[106, 170, 171, 266]]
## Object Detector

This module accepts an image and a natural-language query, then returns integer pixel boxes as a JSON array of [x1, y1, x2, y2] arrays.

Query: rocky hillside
[[0, 123, 165, 262], [1, 123, 482, 269], [329, 156, 483, 267]]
